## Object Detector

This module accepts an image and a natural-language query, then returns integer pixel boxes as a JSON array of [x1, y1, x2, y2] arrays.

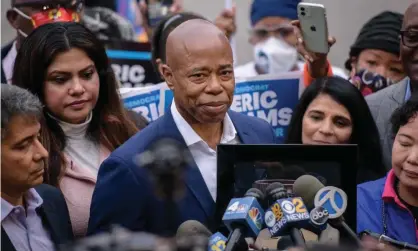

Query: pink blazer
[[59, 146, 110, 238]]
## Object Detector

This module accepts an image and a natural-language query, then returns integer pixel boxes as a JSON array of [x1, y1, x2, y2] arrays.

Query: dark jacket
[[88, 109, 276, 236], [1, 184, 74, 251]]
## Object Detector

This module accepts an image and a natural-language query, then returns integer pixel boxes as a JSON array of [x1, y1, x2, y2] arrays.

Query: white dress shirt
[[171, 101, 240, 201], [2, 41, 17, 84]]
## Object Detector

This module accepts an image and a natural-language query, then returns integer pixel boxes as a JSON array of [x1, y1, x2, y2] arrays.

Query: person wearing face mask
[[300, 3, 418, 170], [234, 0, 347, 80], [2, 0, 83, 84], [300, 11, 406, 96]]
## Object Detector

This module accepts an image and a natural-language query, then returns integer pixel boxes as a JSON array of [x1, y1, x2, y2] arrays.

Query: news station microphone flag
[[222, 188, 266, 251], [264, 182, 309, 247]]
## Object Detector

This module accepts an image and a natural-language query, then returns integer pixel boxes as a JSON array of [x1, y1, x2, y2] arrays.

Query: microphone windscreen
[[293, 175, 324, 210], [176, 220, 212, 239]]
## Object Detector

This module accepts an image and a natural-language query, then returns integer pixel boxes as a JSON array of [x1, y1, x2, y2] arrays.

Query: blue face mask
[[351, 69, 395, 96]]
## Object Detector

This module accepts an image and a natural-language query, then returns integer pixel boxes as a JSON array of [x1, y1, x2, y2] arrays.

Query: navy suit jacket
[[88, 109, 276, 236]]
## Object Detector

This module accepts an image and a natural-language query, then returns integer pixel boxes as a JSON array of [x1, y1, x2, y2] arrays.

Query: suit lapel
[[158, 110, 215, 218], [390, 78, 408, 106], [228, 111, 262, 144], [36, 198, 61, 246], [384, 79, 408, 150], [1, 227, 16, 251]]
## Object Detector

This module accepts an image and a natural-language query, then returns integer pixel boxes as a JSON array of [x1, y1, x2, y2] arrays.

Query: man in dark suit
[[1, 85, 73, 251], [88, 19, 276, 236], [2, 0, 83, 84], [366, 2, 418, 169]]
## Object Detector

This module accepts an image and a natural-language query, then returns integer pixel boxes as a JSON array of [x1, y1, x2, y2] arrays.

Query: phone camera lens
[[301, 7, 305, 11], [301, 11, 306, 16]]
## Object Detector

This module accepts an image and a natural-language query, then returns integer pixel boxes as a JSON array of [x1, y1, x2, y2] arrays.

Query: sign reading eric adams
[[231, 72, 302, 142], [121, 72, 303, 142]]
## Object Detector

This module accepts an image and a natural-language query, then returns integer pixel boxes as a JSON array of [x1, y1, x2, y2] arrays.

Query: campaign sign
[[121, 84, 163, 122], [161, 72, 302, 142], [103, 40, 161, 88], [222, 197, 265, 237]]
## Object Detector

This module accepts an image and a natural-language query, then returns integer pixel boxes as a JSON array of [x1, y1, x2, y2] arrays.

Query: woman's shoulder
[[357, 176, 386, 200]]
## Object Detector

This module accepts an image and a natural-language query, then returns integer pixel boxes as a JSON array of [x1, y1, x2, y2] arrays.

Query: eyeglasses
[[400, 29, 418, 48], [14, 0, 84, 12], [250, 25, 295, 40]]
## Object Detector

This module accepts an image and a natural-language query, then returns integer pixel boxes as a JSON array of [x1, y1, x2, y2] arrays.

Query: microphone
[[360, 230, 418, 250], [309, 206, 329, 232], [208, 232, 228, 251], [135, 138, 193, 237], [176, 220, 213, 238], [263, 182, 308, 247], [176, 220, 227, 251], [292, 175, 325, 210], [314, 186, 360, 247], [222, 188, 266, 251], [293, 175, 361, 247], [276, 235, 295, 250]]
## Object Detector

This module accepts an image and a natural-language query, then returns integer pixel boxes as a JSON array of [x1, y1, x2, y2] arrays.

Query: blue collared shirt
[[1, 188, 55, 251], [405, 78, 412, 101]]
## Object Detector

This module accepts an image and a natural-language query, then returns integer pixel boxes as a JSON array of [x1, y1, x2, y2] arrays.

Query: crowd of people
[[1, 0, 418, 250]]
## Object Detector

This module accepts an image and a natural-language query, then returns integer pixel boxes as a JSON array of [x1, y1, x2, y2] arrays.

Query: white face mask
[[13, 7, 31, 37], [254, 37, 298, 74]]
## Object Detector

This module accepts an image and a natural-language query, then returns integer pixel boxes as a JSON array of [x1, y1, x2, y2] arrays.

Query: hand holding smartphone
[[145, 0, 175, 27], [297, 3, 330, 54]]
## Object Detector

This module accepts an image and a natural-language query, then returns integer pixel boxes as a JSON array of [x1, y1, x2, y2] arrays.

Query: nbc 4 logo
[[249, 208, 262, 230]]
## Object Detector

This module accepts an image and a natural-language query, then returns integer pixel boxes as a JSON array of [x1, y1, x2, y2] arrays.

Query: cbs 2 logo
[[211, 240, 226, 251], [291, 198, 307, 213]]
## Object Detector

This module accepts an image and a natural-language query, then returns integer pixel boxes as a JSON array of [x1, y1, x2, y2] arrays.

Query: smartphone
[[297, 3, 329, 54], [145, 0, 174, 27]]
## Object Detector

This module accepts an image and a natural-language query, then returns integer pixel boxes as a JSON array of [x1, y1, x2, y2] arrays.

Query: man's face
[[7, 0, 83, 41], [1, 115, 48, 193], [250, 16, 297, 47], [400, 3, 418, 86], [164, 30, 235, 124]]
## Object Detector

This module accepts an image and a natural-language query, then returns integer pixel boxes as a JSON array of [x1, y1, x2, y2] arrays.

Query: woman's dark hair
[[286, 76, 386, 183], [13, 22, 139, 186], [391, 93, 418, 136], [151, 12, 206, 74]]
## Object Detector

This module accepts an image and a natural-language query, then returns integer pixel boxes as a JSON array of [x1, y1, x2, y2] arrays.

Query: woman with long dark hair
[[12, 22, 140, 237], [286, 76, 386, 183]]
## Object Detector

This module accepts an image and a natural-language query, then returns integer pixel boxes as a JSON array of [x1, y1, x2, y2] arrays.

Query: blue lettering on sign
[[162, 78, 299, 143]]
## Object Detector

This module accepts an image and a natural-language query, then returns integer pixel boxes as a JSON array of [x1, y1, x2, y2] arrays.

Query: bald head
[[400, 2, 418, 88], [403, 2, 418, 29], [160, 19, 235, 126], [165, 19, 232, 69]]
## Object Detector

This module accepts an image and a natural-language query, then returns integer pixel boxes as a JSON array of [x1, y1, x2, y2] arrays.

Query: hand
[[291, 20, 336, 78], [138, 0, 184, 40], [362, 236, 400, 251], [214, 4, 237, 39]]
